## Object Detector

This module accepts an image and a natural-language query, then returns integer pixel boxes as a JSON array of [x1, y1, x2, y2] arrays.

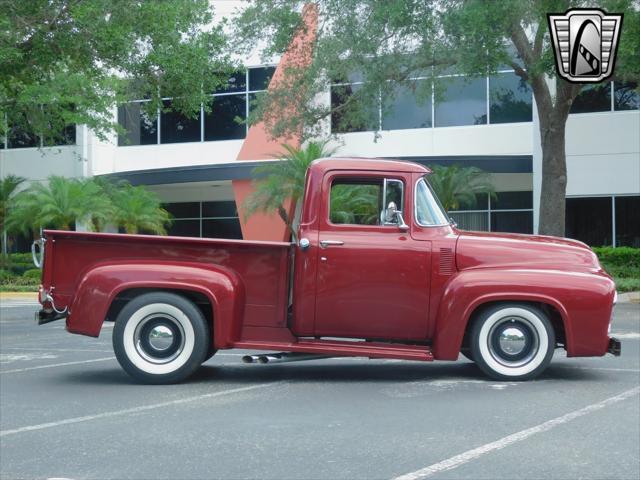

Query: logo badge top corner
[[548, 9, 623, 84]]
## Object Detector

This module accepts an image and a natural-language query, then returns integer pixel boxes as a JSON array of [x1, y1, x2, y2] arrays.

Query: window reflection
[[571, 83, 611, 114], [382, 80, 432, 130], [614, 81, 639, 111], [434, 77, 487, 127], [489, 73, 532, 123]]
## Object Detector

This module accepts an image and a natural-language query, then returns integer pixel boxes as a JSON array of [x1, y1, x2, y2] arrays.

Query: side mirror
[[383, 201, 409, 231], [383, 201, 399, 224]]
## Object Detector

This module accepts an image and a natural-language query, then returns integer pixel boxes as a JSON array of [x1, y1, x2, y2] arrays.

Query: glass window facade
[[117, 67, 274, 146], [448, 191, 533, 234], [571, 83, 611, 114], [614, 81, 639, 111], [489, 73, 532, 124], [330, 84, 379, 133], [382, 80, 432, 130], [249, 67, 276, 91], [435, 77, 487, 127], [615, 196, 640, 247], [5, 123, 76, 149], [566, 197, 613, 246], [163, 200, 243, 240], [117, 102, 158, 146], [204, 95, 246, 141], [160, 100, 201, 144]]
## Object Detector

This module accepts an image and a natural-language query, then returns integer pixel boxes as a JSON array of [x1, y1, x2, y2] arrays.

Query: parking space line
[[1, 357, 115, 374], [556, 365, 640, 373], [392, 386, 640, 480], [0, 382, 279, 438], [0, 347, 114, 353]]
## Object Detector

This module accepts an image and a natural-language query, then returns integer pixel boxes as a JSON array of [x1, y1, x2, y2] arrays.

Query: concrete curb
[[617, 291, 640, 304], [0, 292, 38, 301]]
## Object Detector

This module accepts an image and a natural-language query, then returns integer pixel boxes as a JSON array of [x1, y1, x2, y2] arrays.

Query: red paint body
[[39, 158, 616, 361]]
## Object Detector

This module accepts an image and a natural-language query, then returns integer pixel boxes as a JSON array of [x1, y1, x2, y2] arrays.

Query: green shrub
[[23, 268, 42, 280], [615, 278, 640, 293], [0, 269, 17, 283], [593, 247, 640, 269]]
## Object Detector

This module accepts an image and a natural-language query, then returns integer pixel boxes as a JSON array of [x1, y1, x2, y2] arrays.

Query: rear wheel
[[113, 292, 210, 384], [470, 304, 555, 381]]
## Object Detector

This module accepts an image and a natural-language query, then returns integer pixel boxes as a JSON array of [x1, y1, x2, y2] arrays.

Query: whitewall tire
[[113, 292, 210, 384], [470, 304, 555, 381]]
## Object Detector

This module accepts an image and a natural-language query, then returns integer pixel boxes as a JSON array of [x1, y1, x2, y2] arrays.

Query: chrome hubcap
[[499, 327, 527, 355], [134, 314, 185, 364], [488, 316, 539, 368], [148, 325, 174, 351]]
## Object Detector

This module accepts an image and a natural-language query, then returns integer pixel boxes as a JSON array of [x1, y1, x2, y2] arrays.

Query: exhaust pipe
[[242, 353, 331, 364]]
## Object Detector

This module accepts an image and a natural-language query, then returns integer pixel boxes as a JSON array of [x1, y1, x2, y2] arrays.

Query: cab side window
[[329, 177, 404, 226]]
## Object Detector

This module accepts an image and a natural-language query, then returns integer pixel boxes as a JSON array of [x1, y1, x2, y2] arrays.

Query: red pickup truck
[[34, 158, 620, 384]]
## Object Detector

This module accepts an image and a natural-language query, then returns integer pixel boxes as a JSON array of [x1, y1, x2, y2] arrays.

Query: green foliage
[[1, 0, 231, 143], [4, 176, 170, 236], [0, 269, 15, 282], [330, 184, 380, 225], [244, 140, 336, 239], [427, 165, 495, 212], [614, 277, 640, 293], [594, 247, 640, 292], [593, 247, 640, 268], [6, 176, 112, 233], [0, 252, 34, 275], [0, 174, 26, 253], [108, 184, 171, 235], [22, 268, 42, 280]]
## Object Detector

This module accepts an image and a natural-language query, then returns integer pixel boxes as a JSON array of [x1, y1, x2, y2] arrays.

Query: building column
[[232, 3, 318, 242]]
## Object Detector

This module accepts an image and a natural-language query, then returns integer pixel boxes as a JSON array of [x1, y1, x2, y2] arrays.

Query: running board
[[233, 339, 433, 362]]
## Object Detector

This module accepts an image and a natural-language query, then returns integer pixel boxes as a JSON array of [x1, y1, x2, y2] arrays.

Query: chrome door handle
[[320, 240, 344, 248]]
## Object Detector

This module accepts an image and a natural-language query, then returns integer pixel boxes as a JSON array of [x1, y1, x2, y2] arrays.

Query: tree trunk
[[277, 204, 297, 242], [537, 113, 568, 237]]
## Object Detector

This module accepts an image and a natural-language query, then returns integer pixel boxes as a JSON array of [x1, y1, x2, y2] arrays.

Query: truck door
[[313, 171, 431, 341]]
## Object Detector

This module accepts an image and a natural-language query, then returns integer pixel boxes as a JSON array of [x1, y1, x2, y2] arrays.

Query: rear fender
[[432, 269, 614, 360], [68, 261, 245, 348]]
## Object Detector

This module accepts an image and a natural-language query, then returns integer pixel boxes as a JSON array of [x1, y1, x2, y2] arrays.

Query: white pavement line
[[0, 347, 114, 353], [557, 365, 640, 373], [1, 357, 115, 374], [393, 386, 640, 480], [0, 382, 278, 438]]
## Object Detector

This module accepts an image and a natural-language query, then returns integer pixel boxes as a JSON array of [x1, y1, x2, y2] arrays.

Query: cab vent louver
[[439, 248, 454, 275]]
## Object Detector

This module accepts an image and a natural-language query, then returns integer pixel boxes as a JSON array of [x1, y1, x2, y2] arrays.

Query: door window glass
[[329, 179, 383, 225]]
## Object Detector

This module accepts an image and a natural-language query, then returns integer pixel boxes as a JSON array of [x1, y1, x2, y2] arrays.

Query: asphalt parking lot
[[1, 299, 639, 480]]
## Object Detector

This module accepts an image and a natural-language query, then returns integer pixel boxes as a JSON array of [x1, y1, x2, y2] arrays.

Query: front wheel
[[470, 304, 555, 381], [113, 292, 210, 384]]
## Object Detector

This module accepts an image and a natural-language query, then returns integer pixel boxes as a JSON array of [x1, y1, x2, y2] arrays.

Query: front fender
[[432, 268, 615, 360], [68, 261, 245, 348]]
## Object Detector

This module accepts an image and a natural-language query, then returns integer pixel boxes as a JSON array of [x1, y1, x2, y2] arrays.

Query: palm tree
[[0, 175, 26, 254], [244, 140, 336, 240], [427, 165, 495, 212], [6, 176, 112, 233], [110, 184, 171, 234], [330, 184, 380, 225]]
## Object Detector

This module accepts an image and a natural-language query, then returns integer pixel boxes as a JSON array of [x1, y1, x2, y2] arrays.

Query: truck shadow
[[58, 359, 602, 386]]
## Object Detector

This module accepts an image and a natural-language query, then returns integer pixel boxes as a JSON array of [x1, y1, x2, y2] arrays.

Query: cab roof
[[309, 157, 431, 175]]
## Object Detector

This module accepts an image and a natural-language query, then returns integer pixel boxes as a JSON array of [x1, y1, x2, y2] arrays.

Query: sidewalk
[[0, 292, 38, 301]]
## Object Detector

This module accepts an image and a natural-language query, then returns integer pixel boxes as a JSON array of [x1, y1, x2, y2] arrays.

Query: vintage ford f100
[[34, 158, 620, 383]]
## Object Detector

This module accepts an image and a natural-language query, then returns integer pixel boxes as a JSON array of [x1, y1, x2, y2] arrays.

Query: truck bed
[[41, 230, 292, 337]]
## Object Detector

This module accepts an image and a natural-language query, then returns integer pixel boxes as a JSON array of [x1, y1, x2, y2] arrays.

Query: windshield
[[415, 177, 450, 226]]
